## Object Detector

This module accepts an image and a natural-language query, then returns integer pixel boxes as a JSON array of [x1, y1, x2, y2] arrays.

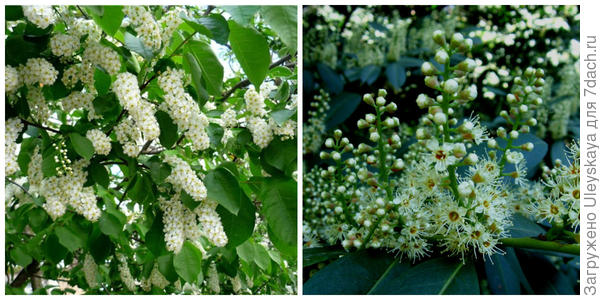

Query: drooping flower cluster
[[61, 91, 99, 120], [5, 65, 20, 93], [164, 155, 207, 202], [86, 129, 112, 155], [23, 6, 56, 29], [113, 72, 160, 141], [303, 90, 331, 154], [195, 199, 228, 247], [247, 116, 273, 149], [71, 18, 102, 43], [159, 7, 184, 45], [83, 43, 122, 76], [5, 118, 24, 176], [244, 88, 267, 116], [117, 253, 137, 292], [207, 262, 220, 293], [158, 68, 210, 151], [123, 6, 161, 50], [158, 193, 186, 253], [115, 118, 143, 157], [83, 253, 99, 289], [19, 57, 58, 87], [49, 33, 81, 58]]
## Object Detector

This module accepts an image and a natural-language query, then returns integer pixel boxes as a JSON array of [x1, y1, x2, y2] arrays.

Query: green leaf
[[98, 212, 123, 239], [146, 213, 168, 257], [42, 234, 68, 264], [274, 81, 290, 102], [325, 92, 362, 130], [180, 190, 200, 211], [145, 157, 172, 184], [236, 239, 255, 263], [129, 173, 154, 204], [89, 233, 113, 264], [485, 248, 530, 294], [5, 6, 24, 21], [207, 123, 224, 148], [260, 138, 296, 176], [17, 137, 38, 174], [55, 226, 85, 252], [183, 14, 229, 45], [360, 65, 381, 85], [28, 207, 48, 231], [89, 6, 124, 36], [228, 20, 271, 89], [220, 6, 260, 26], [41, 151, 58, 178], [216, 193, 255, 247], [124, 32, 154, 61], [173, 241, 203, 283], [10, 246, 32, 267], [87, 164, 109, 188], [260, 6, 297, 51], [271, 109, 296, 126], [69, 132, 95, 160], [186, 40, 223, 96], [183, 52, 210, 104], [317, 63, 344, 95], [385, 62, 406, 91], [303, 246, 345, 267], [268, 66, 293, 78], [259, 177, 297, 257], [93, 67, 111, 96], [155, 110, 178, 148], [508, 214, 546, 238], [93, 93, 121, 120], [205, 166, 241, 215], [158, 254, 179, 282]]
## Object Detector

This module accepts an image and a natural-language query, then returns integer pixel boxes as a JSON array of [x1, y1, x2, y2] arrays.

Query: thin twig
[[76, 6, 89, 19], [106, 109, 126, 135], [139, 139, 153, 155], [20, 118, 60, 134], [221, 54, 294, 100], [6, 178, 33, 197]]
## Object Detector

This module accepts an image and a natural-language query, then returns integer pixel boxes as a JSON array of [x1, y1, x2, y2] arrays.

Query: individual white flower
[[506, 150, 524, 164], [426, 140, 458, 172]]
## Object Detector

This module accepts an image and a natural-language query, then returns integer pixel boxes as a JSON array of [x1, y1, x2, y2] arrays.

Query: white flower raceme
[[20, 58, 58, 86], [27, 87, 51, 124], [23, 6, 56, 29], [164, 155, 207, 202], [27, 146, 43, 193], [113, 72, 160, 140], [5, 65, 20, 93], [86, 129, 112, 155], [159, 8, 184, 45], [83, 43, 121, 76], [116, 253, 136, 292], [61, 91, 100, 120], [5, 118, 24, 176], [195, 200, 228, 247], [123, 6, 161, 50], [149, 263, 169, 289], [83, 253, 99, 288], [272, 119, 297, 138], [71, 18, 102, 42], [207, 262, 220, 293], [115, 118, 142, 157], [158, 195, 185, 253], [247, 116, 273, 149], [158, 68, 210, 151], [50, 33, 80, 57], [244, 88, 267, 116], [221, 108, 238, 128]]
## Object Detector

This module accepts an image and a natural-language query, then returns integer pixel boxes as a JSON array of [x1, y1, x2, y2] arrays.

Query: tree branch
[[139, 139, 154, 155], [106, 109, 126, 135], [221, 54, 295, 100], [10, 260, 39, 288], [76, 6, 89, 19], [20, 118, 60, 134], [6, 178, 33, 197]]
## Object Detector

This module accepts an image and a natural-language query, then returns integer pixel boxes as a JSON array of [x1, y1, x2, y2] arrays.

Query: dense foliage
[[5, 5, 297, 295], [303, 5, 580, 295]]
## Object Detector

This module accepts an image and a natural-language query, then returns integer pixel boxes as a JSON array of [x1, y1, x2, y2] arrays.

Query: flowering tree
[[303, 6, 579, 295], [5, 5, 297, 295]]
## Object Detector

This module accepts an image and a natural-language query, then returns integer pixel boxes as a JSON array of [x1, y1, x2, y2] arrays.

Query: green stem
[[500, 237, 579, 255]]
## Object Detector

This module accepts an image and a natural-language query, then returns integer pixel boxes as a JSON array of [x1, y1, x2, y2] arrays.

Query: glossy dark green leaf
[[180, 190, 201, 211], [207, 123, 224, 148], [185, 14, 230, 45], [124, 32, 154, 61], [385, 62, 406, 91], [260, 6, 297, 51], [128, 173, 154, 204], [89, 6, 124, 36], [205, 166, 241, 215], [93, 67, 111, 96], [183, 52, 210, 104], [508, 214, 546, 238], [157, 254, 179, 282], [28, 207, 48, 230], [155, 110, 178, 148], [69, 132, 95, 160], [216, 192, 255, 247], [186, 40, 223, 96], [325, 92, 362, 131], [89, 233, 112, 264], [317, 63, 343, 95], [220, 6, 260, 26], [145, 156, 172, 184], [98, 212, 123, 239], [303, 246, 345, 267], [259, 177, 296, 257], [55, 226, 85, 252], [173, 241, 203, 283], [87, 164, 110, 188], [93, 93, 121, 120], [5, 6, 23, 21], [42, 234, 68, 264], [360, 65, 381, 85], [260, 138, 296, 176], [271, 109, 296, 126], [228, 20, 271, 89], [550, 140, 570, 166], [10, 246, 32, 267], [146, 214, 168, 257]]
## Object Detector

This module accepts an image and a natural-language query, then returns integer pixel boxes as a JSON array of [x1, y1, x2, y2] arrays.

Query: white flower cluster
[[86, 129, 112, 155], [27, 87, 51, 124], [117, 253, 137, 292], [195, 200, 228, 247], [27, 146, 43, 194], [23, 6, 56, 29], [50, 33, 80, 58], [159, 8, 184, 45], [149, 263, 169, 289], [5, 65, 20, 93], [207, 262, 220, 293], [113, 72, 160, 140], [244, 89, 267, 116], [115, 118, 142, 157], [83, 43, 121, 76], [247, 117, 274, 149], [158, 194, 186, 253], [164, 155, 207, 202], [40, 159, 101, 222], [71, 18, 102, 42], [123, 6, 161, 50], [5, 118, 24, 176], [83, 253, 99, 289], [272, 119, 298, 138], [20, 58, 58, 87], [61, 91, 99, 120], [221, 108, 238, 128], [61, 65, 81, 88], [158, 68, 210, 151]]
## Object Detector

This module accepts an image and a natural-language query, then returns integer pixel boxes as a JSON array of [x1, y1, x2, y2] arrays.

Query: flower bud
[[521, 142, 534, 151], [416, 128, 427, 139], [392, 159, 405, 170], [433, 29, 446, 46], [534, 78, 545, 87], [433, 112, 447, 125], [358, 143, 372, 153], [376, 96, 386, 106], [520, 125, 530, 133], [335, 206, 343, 214], [357, 119, 368, 129], [450, 32, 464, 48], [416, 94, 432, 108], [535, 68, 545, 78], [497, 127, 507, 138], [453, 143, 466, 158], [421, 62, 438, 76], [363, 93, 374, 106], [507, 93, 516, 104], [499, 110, 509, 119], [320, 151, 330, 159], [434, 49, 449, 64], [443, 79, 459, 94], [487, 139, 498, 149], [527, 118, 537, 126], [325, 138, 334, 148], [346, 158, 356, 167], [378, 89, 387, 97], [458, 181, 474, 198], [334, 129, 342, 139], [425, 76, 439, 89], [370, 132, 380, 142], [376, 208, 385, 216], [524, 67, 535, 77], [458, 38, 473, 52], [465, 153, 479, 165], [331, 151, 341, 161], [519, 104, 528, 113], [340, 137, 350, 146], [386, 102, 397, 113], [509, 130, 519, 139], [365, 113, 376, 123], [457, 58, 476, 72], [384, 117, 395, 128]]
